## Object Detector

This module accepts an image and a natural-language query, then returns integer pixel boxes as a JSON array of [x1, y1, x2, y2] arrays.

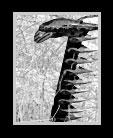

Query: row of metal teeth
[[50, 15, 98, 121], [34, 31, 53, 43]]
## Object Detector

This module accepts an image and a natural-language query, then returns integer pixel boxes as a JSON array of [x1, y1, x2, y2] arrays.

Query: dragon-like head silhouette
[[34, 15, 98, 43]]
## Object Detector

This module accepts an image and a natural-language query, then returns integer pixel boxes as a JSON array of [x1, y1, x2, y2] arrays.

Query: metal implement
[[34, 14, 98, 122]]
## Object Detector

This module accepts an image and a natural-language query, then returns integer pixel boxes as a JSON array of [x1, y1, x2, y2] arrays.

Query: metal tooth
[[80, 36, 98, 41], [66, 67, 93, 74], [68, 47, 97, 53], [69, 114, 82, 120], [77, 14, 98, 22], [69, 99, 86, 104], [61, 108, 83, 113], [59, 99, 85, 104], [65, 57, 96, 64], [71, 36, 98, 42], [69, 110, 83, 114], [64, 80, 92, 85], [60, 89, 89, 94], [78, 22, 98, 29], [34, 30, 41, 36], [74, 67, 93, 74]]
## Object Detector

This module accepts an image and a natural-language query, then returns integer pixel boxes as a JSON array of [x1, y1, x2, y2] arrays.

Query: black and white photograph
[[13, 12, 101, 125]]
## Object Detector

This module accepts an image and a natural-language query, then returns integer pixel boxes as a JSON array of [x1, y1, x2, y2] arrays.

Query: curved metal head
[[34, 15, 98, 43]]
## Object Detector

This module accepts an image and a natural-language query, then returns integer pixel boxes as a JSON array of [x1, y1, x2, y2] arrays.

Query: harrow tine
[[77, 14, 98, 22]]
